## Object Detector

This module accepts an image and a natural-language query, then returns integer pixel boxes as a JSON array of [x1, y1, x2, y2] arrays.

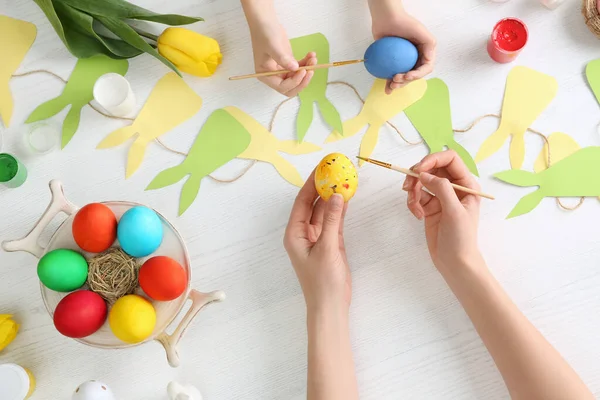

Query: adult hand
[[402, 150, 481, 272], [370, 1, 436, 93], [284, 171, 351, 312]]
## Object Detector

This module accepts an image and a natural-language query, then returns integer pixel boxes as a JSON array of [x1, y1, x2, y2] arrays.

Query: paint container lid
[[492, 18, 528, 53], [25, 121, 60, 154], [0, 363, 31, 400], [0, 154, 19, 183]]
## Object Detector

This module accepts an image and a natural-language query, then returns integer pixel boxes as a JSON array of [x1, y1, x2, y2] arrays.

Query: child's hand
[[370, 1, 436, 93], [248, 20, 316, 97], [402, 151, 481, 272], [284, 171, 352, 313]]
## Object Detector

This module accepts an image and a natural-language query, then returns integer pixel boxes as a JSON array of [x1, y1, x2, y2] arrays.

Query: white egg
[[72, 380, 116, 400]]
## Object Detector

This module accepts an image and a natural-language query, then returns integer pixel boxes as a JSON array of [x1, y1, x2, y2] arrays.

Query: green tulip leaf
[[55, 0, 202, 25], [95, 15, 180, 76], [33, 0, 68, 48], [54, 2, 142, 58]]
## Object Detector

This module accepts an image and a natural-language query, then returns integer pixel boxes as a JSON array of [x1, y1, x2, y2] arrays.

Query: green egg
[[37, 249, 88, 292]]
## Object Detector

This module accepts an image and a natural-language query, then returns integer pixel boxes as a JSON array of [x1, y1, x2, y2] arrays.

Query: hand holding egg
[[369, 7, 436, 91], [364, 37, 418, 80]]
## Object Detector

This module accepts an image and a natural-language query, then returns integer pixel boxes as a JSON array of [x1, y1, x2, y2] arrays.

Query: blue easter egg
[[117, 206, 163, 258], [364, 37, 419, 79]]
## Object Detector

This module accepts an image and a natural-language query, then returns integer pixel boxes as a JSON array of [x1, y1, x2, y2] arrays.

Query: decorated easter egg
[[72, 380, 116, 400], [315, 153, 358, 202], [73, 203, 117, 253], [38, 249, 88, 292], [117, 206, 163, 258], [109, 294, 156, 343], [54, 291, 107, 338], [139, 256, 187, 301], [364, 37, 418, 79]]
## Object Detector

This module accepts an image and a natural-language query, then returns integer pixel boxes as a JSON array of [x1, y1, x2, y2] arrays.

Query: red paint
[[487, 18, 528, 64], [343, 183, 350, 189]]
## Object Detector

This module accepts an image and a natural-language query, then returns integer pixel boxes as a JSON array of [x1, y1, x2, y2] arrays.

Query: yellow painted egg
[[314, 153, 358, 201], [108, 295, 156, 344]]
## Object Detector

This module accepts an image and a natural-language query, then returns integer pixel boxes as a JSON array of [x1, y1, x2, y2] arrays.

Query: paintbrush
[[357, 156, 495, 200], [229, 59, 365, 81]]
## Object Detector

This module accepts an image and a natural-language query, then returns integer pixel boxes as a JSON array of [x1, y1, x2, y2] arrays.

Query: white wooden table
[[1, 0, 599, 398]]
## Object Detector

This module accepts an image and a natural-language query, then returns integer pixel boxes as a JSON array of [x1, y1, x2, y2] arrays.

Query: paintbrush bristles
[[332, 59, 365, 67], [356, 156, 391, 169]]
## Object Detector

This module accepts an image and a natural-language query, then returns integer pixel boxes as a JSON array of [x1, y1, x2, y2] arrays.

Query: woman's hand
[[242, 0, 316, 97], [284, 171, 351, 313], [402, 150, 481, 272], [369, 0, 436, 93]]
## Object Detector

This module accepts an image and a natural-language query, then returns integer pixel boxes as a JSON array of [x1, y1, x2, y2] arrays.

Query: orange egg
[[72, 203, 117, 253], [139, 256, 187, 301]]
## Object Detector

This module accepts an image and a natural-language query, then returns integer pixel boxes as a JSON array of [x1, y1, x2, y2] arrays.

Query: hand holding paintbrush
[[357, 154, 494, 200]]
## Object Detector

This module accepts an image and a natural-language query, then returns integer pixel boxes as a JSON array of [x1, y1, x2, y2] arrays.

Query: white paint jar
[[0, 363, 36, 400], [93, 73, 136, 117]]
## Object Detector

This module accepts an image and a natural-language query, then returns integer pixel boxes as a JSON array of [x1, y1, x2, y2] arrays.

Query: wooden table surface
[[1, 0, 599, 398]]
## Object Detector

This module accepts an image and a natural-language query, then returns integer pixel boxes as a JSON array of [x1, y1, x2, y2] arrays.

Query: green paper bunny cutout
[[146, 107, 320, 215], [290, 33, 343, 142], [404, 78, 478, 176], [586, 59, 600, 106], [26, 55, 129, 148], [146, 109, 251, 216], [495, 147, 600, 218]]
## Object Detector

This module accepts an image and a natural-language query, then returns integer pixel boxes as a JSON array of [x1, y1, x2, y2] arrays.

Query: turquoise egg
[[38, 249, 88, 292], [117, 206, 163, 258], [364, 37, 419, 79]]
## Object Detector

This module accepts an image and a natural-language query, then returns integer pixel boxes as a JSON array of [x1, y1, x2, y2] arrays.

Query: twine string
[[12, 69, 585, 210]]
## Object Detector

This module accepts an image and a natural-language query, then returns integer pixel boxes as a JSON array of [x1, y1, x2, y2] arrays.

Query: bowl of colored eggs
[[2, 180, 224, 367]]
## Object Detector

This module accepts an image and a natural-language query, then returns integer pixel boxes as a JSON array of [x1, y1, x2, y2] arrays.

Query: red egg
[[53, 290, 107, 338], [73, 203, 117, 253], [139, 256, 187, 301]]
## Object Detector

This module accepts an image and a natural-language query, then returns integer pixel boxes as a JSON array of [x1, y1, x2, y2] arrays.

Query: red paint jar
[[487, 18, 528, 63]]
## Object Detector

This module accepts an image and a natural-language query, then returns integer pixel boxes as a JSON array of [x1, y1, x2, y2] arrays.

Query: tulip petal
[[0, 315, 18, 352], [157, 27, 222, 76], [158, 44, 196, 69]]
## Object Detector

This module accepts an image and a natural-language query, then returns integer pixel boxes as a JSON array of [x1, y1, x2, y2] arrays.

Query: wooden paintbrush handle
[[229, 63, 334, 80], [229, 59, 364, 81], [392, 165, 494, 200]]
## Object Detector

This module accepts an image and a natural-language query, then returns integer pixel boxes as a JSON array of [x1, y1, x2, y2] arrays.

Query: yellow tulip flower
[[0, 314, 19, 352], [158, 28, 223, 77]]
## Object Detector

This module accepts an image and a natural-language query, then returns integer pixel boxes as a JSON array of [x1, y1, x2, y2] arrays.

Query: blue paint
[[364, 37, 419, 79], [117, 206, 163, 258]]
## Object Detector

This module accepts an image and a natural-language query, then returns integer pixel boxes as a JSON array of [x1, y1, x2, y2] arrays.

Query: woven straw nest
[[583, 0, 600, 38]]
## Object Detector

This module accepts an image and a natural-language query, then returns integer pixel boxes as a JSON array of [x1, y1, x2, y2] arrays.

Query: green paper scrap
[[146, 109, 251, 216], [586, 59, 600, 106], [290, 33, 343, 142], [494, 146, 600, 219], [25, 55, 128, 148], [404, 78, 478, 176]]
